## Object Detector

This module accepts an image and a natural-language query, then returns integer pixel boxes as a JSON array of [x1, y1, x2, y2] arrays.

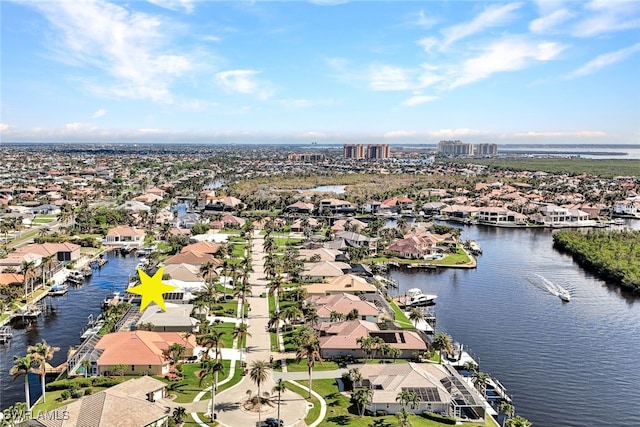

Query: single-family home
[[284, 201, 315, 214], [304, 274, 378, 295], [308, 293, 382, 323], [105, 226, 146, 247], [318, 198, 357, 215]]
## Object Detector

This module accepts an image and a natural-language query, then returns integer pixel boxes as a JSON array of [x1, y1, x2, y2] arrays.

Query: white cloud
[[414, 10, 437, 29], [65, 122, 97, 132], [298, 131, 328, 139], [402, 95, 438, 106], [449, 37, 565, 88], [369, 65, 412, 91], [383, 130, 417, 139], [91, 108, 107, 119], [572, 0, 640, 37], [442, 2, 524, 46], [514, 131, 606, 138], [29, 1, 194, 103], [530, 8, 574, 33], [147, 0, 194, 14], [427, 129, 486, 138], [417, 37, 439, 54], [0, 123, 9, 132], [566, 43, 640, 78], [215, 70, 274, 99]]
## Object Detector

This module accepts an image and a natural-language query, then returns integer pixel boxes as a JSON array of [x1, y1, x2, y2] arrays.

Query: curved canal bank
[[0, 252, 139, 410], [389, 222, 640, 427]]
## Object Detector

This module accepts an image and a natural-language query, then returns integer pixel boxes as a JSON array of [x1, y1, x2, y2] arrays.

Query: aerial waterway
[[0, 251, 140, 410], [389, 221, 640, 427]]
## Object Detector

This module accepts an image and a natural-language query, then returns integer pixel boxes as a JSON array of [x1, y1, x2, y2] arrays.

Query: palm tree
[[463, 360, 478, 373], [471, 370, 490, 396], [295, 335, 322, 398], [505, 416, 532, 427], [21, 260, 36, 300], [81, 359, 92, 378], [27, 339, 59, 403], [268, 309, 284, 332], [348, 367, 362, 388], [198, 359, 225, 421], [197, 330, 226, 361], [396, 407, 412, 427], [40, 254, 56, 285], [249, 360, 271, 425], [271, 378, 287, 424], [352, 386, 373, 417], [267, 276, 284, 302], [233, 323, 251, 366], [396, 389, 420, 411], [408, 308, 425, 328], [282, 305, 302, 329], [430, 332, 453, 363], [10, 354, 35, 411], [172, 406, 187, 425], [168, 343, 186, 364], [387, 346, 402, 363], [499, 401, 516, 427], [199, 261, 218, 287], [329, 310, 345, 322]]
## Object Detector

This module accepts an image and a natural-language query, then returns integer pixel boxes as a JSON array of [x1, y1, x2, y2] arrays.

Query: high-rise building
[[366, 144, 390, 159], [475, 143, 498, 156], [438, 140, 473, 156], [344, 144, 390, 159], [343, 144, 366, 159]]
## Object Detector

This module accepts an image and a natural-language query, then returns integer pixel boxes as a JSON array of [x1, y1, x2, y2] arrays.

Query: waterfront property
[[104, 226, 146, 248], [356, 362, 486, 422], [32, 377, 170, 427]]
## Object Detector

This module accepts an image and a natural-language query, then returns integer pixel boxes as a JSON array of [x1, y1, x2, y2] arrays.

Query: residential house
[[302, 261, 351, 280], [105, 226, 146, 247], [318, 198, 357, 215], [31, 376, 170, 427], [331, 218, 367, 233], [134, 193, 164, 204], [137, 304, 199, 333], [439, 205, 479, 221], [361, 200, 383, 214], [119, 200, 151, 212], [534, 204, 594, 226], [163, 251, 221, 267], [16, 242, 81, 263], [202, 195, 243, 212], [218, 214, 246, 228], [613, 199, 640, 218], [477, 207, 528, 226], [176, 212, 200, 229], [315, 319, 428, 359], [0, 252, 43, 272], [304, 274, 378, 295], [290, 217, 320, 232], [284, 201, 315, 214], [30, 204, 61, 215], [181, 241, 220, 256], [95, 331, 197, 376], [334, 230, 378, 254], [299, 248, 344, 262], [356, 362, 486, 421], [381, 197, 415, 214], [385, 234, 437, 259], [308, 293, 382, 323]]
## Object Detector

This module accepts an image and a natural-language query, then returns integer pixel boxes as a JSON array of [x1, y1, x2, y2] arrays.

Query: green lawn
[[432, 247, 472, 265], [285, 380, 322, 425], [210, 322, 237, 349], [209, 300, 238, 318], [387, 299, 413, 328], [309, 378, 492, 427], [281, 358, 340, 372]]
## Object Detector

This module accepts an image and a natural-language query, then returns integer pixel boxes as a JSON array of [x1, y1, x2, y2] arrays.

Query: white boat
[[66, 270, 84, 285], [405, 288, 438, 307], [558, 290, 571, 302], [48, 284, 68, 296], [101, 291, 121, 309]]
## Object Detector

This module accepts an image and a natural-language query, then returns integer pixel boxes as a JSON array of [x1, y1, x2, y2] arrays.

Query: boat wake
[[527, 274, 572, 301]]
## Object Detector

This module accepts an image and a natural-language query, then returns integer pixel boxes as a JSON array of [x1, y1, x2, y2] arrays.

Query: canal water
[[389, 222, 640, 427], [0, 252, 139, 410]]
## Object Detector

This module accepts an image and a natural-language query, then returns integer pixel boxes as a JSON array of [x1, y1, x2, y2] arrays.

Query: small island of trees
[[553, 229, 640, 294]]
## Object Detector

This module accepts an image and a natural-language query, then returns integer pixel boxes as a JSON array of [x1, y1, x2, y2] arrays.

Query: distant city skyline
[[1, 0, 639, 145]]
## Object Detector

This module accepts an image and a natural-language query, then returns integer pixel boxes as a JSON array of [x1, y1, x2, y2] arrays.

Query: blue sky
[[1, 0, 639, 144]]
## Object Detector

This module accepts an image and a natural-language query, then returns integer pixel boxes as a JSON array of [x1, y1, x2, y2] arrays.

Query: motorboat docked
[[81, 314, 104, 339], [48, 284, 68, 296], [404, 288, 438, 307], [101, 290, 121, 310], [66, 270, 84, 285], [558, 289, 571, 302], [468, 240, 482, 255], [81, 266, 93, 277]]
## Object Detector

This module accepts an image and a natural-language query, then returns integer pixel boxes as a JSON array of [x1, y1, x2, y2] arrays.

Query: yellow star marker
[[128, 266, 178, 312]]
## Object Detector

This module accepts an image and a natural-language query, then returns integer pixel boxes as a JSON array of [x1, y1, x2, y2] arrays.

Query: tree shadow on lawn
[[326, 414, 353, 425]]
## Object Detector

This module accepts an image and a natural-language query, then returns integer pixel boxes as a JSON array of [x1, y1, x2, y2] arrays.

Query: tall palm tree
[[408, 308, 425, 328], [295, 335, 322, 398], [199, 261, 218, 288], [499, 401, 516, 427], [80, 359, 92, 378], [267, 276, 284, 302], [431, 332, 453, 363], [505, 416, 532, 427], [271, 378, 287, 424], [352, 386, 373, 417], [267, 309, 284, 332], [40, 254, 56, 285], [233, 323, 251, 366], [348, 367, 362, 388], [198, 359, 225, 421], [396, 389, 420, 412], [168, 343, 186, 364], [27, 339, 59, 403], [249, 360, 271, 426], [472, 370, 490, 396], [10, 354, 35, 411], [329, 311, 345, 322], [197, 330, 225, 361], [396, 407, 412, 427], [21, 260, 36, 300]]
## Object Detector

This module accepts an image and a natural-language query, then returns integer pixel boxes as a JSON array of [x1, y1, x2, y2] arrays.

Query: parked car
[[256, 418, 284, 427]]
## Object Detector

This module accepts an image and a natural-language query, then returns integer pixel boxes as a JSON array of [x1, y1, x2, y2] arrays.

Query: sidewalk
[[212, 231, 312, 427]]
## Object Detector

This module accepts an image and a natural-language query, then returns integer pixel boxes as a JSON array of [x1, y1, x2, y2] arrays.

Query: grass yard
[[310, 378, 492, 427], [285, 381, 322, 425], [281, 358, 340, 372], [432, 247, 471, 265], [210, 322, 237, 349], [388, 299, 413, 329]]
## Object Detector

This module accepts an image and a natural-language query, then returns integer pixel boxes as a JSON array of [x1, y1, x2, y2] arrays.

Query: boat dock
[[0, 326, 13, 343]]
